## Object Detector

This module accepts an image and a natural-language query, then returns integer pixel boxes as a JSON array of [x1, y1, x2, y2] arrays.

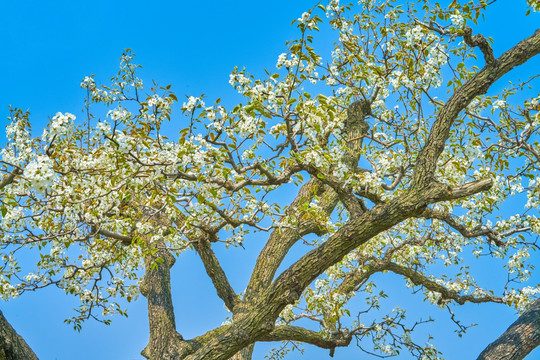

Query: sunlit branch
[[93, 227, 133, 245]]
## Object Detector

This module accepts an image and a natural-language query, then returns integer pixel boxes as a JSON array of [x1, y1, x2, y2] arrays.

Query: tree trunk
[[140, 245, 185, 359], [0, 309, 38, 360], [477, 300, 540, 360]]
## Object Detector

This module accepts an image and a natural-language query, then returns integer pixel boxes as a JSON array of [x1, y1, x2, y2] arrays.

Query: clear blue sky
[[0, 1, 539, 359]]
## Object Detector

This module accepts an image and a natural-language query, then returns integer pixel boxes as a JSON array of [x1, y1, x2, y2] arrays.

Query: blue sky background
[[0, 1, 539, 359]]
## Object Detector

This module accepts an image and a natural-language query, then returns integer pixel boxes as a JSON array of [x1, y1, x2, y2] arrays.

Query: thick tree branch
[[412, 28, 540, 188], [339, 257, 504, 305], [477, 299, 540, 360], [443, 178, 494, 200], [140, 242, 185, 359], [370, 259, 504, 305], [168, 163, 304, 192], [243, 177, 337, 300], [244, 99, 371, 302], [171, 212, 240, 313], [303, 165, 366, 215], [192, 236, 239, 312], [338, 260, 386, 295]]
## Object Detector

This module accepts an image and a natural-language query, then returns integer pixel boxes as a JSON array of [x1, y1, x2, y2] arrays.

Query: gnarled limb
[[421, 207, 503, 246], [243, 177, 338, 301], [462, 26, 496, 65], [186, 173, 499, 359]]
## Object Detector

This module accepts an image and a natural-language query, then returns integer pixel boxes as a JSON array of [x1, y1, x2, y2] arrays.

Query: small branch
[[420, 208, 504, 246], [261, 325, 352, 357], [94, 227, 133, 245], [373, 259, 505, 305], [303, 165, 365, 216], [338, 261, 382, 294], [414, 18, 449, 37], [0, 168, 22, 190], [381, 167, 405, 191]]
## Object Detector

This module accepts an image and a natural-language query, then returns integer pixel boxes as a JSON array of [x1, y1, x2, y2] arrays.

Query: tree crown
[[1, 0, 540, 358]]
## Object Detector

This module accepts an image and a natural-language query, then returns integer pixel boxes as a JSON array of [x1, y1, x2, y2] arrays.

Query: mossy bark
[[138, 28, 540, 360]]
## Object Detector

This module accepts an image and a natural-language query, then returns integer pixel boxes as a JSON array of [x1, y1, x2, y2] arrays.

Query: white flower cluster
[[43, 112, 76, 142], [297, 12, 317, 29], [147, 95, 170, 109], [114, 132, 133, 153], [527, 0, 540, 12], [279, 304, 296, 323], [182, 96, 204, 112], [23, 155, 58, 194], [358, 0, 374, 8], [404, 25, 424, 47], [229, 72, 251, 93], [80, 76, 95, 88], [276, 53, 300, 70], [450, 12, 465, 27], [505, 286, 540, 312], [94, 121, 112, 138], [507, 248, 532, 280], [107, 107, 131, 121], [492, 99, 506, 110], [326, 0, 340, 17], [1, 117, 32, 166]]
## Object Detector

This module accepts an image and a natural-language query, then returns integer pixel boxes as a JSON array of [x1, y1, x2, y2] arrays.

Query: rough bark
[[140, 244, 185, 359], [412, 28, 540, 188], [0, 310, 38, 360], [243, 99, 370, 303], [179, 28, 540, 360], [477, 299, 540, 360], [131, 26, 540, 360], [230, 344, 254, 360]]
